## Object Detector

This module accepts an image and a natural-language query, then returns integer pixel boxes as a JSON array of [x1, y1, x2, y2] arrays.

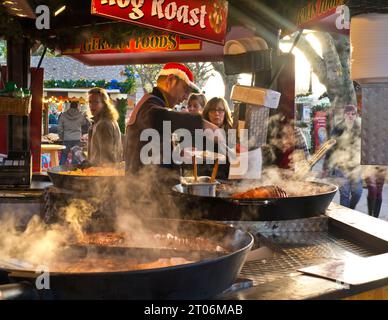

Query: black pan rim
[[47, 165, 124, 178], [1, 219, 254, 277], [172, 181, 339, 201]]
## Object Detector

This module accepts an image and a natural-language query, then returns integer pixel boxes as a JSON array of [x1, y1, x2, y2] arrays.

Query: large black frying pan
[[171, 180, 338, 221], [47, 165, 123, 192], [0, 219, 253, 300]]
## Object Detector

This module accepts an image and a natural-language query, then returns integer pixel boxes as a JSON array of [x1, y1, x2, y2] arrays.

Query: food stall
[[1, 0, 388, 301]]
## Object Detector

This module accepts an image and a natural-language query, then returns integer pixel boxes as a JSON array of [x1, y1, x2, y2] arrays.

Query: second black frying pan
[[171, 180, 338, 221], [47, 165, 123, 192]]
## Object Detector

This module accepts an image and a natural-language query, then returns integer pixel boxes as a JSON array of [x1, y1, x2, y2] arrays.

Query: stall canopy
[[6, 1, 349, 49], [8, 0, 316, 65]]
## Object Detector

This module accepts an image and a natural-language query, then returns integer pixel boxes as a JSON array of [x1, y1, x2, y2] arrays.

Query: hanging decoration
[[44, 77, 136, 94]]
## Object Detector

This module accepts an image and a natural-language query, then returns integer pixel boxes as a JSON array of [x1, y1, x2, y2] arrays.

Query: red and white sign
[[91, 0, 228, 45], [314, 111, 327, 152]]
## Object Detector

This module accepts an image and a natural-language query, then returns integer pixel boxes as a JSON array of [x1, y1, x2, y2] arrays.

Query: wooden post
[[6, 37, 31, 152], [0, 66, 8, 154], [30, 68, 44, 173], [276, 54, 296, 120], [43, 103, 49, 136]]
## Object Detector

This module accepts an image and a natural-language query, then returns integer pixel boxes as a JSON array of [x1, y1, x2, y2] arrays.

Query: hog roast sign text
[[91, 0, 228, 45]]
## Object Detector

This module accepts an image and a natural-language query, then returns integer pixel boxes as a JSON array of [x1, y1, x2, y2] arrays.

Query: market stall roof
[[3, 0, 351, 66], [3, 1, 355, 43], [30, 56, 127, 81]]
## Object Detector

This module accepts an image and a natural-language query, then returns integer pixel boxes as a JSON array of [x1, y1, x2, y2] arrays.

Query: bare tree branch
[[187, 62, 214, 89], [289, 32, 357, 121], [295, 35, 327, 84], [132, 64, 162, 92]]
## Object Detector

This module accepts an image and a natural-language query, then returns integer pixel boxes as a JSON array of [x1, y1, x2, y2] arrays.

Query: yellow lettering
[[177, 5, 189, 24], [159, 35, 168, 48], [116, 0, 130, 8], [152, 0, 165, 18], [101, 0, 116, 5], [189, 8, 199, 26], [129, 0, 144, 20], [164, 2, 177, 20], [199, 5, 206, 29], [167, 34, 177, 50]]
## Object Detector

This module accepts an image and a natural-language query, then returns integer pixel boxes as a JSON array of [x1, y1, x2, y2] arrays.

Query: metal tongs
[[307, 139, 336, 168], [294, 139, 336, 179]]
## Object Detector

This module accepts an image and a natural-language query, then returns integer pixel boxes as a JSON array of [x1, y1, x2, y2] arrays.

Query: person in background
[[202, 97, 233, 130], [180, 106, 188, 112], [48, 110, 59, 134], [365, 166, 386, 218], [277, 123, 310, 169], [87, 88, 123, 166], [200, 97, 233, 179], [323, 105, 362, 209], [58, 101, 89, 165], [49, 110, 59, 125], [81, 108, 92, 136], [262, 112, 310, 170], [187, 93, 207, 115]]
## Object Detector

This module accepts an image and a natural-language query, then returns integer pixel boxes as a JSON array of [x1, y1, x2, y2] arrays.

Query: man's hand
[[202, 119, 219, 131], [80, 134, 88, 143], [202, 119, 226, 145]]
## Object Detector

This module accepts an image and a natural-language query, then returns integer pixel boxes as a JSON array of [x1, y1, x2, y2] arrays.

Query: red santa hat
[[158, 62, 200, 93]]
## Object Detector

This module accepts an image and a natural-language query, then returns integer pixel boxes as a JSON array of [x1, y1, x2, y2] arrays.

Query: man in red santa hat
[[125, 62, 221, 177]]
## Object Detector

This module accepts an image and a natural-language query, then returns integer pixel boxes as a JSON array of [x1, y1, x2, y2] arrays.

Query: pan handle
[[0, 282, 39, 300], [228, 199, 277, 206]]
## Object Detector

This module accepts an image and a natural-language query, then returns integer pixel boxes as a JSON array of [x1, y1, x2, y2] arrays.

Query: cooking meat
[[59, 166, 124, 176], [76, 232, 227, 252], [232, 186, 288, 199], [77, 232, 127, 246]]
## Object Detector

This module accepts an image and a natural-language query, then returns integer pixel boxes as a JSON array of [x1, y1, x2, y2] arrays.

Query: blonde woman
[[87, 87, 122, 165], [202, 97, 233, 130], [187, 93, 207, 114]]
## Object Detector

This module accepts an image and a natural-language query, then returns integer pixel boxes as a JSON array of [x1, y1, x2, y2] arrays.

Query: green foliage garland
[[116, 98, 127, 134], [44, 78, 136, 94]]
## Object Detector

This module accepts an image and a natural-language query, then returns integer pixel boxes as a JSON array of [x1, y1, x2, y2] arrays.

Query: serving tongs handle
[[210, 159, 219, 183], [193, 156, 198, 182], [307, 138, 336, 168], [294, 139, 336, 179]]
